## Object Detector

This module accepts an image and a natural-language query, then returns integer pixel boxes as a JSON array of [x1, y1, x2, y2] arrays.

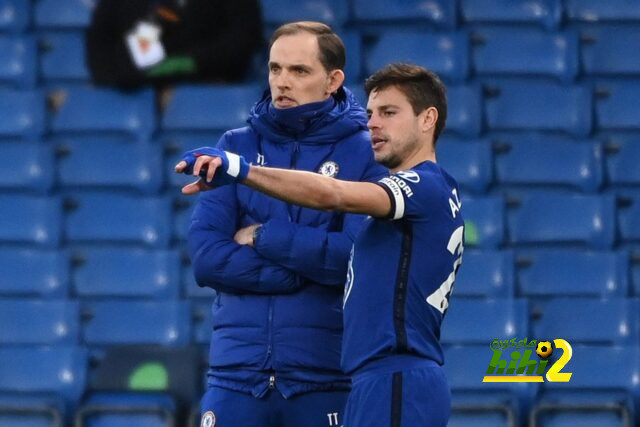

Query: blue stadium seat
[[438, 138, 493, 194], [0, 346, 88, 404], [484, 80, 592, 136], [531, 345, 639, 427], [0, 395, 66, 427], [581, 27, 640, 76], [0, 35, 36, 88], [75, 392, 176, 427], [261, 0, 349, 28], [0, 0, 30, 32], [64, 193, 172, 247], [161, 84, 261, 132], [454, 250, 514, 298], [506, 192, 615, 248], [0, 141, 55, 193], [56, 137, 163, 193], [34, 0, 94, 29], [365, 32, 468, 82], [162, 133, 224, 188], [0, 299, 78, 344], [566, 0, 640, 22], [617, 190, 640, 243], [531, 298, 638, 345], [517, 249, 629, 297], [494, 138, 603, 192], [441, 298, 528, 344], [72, 248, 180, 299], [192, 299, 214, 345], [0, 195, 62, 246], [595, 81, 640, 131], [447, 85, 483, 137], [460, 0, 561, 29], [461, 196, 505, 248], [0, 89, 44, 138], [81, 300, 191, 346], [0, 248, 69, 297], [471, 28, 578, 82], [339, 30, 363, 83], [605, 137, 640, 186], [49, 86, 155, 140], [352, 0, 456, 29], [40, 32, 89, 81]]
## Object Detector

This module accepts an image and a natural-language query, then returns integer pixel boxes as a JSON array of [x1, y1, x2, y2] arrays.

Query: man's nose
[[275, 70, 291, 89], [367, 114, 379, 130]]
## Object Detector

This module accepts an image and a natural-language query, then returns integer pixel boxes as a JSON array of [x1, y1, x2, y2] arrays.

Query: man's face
[[268, 32, 333, 108], [367, 86, 422, 170]]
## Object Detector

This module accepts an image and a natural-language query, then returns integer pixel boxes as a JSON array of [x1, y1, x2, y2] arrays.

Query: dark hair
[[270, 21, 345, 72], [365, 63, 447, 143]]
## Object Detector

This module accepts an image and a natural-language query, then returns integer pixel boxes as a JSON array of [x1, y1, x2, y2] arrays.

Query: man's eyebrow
[[368, 105, 398, 113]]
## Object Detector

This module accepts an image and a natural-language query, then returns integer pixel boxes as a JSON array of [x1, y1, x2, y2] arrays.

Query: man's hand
[[234, 224, 262, 247], [174, 147, 250, 195]]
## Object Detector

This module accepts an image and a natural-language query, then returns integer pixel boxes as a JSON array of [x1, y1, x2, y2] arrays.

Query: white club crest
[[318, 161, 339, 177], [201, 411, 216, 427]]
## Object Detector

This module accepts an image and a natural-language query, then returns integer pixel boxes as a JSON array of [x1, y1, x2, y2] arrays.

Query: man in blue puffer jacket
[[190, 21, 386, 427]]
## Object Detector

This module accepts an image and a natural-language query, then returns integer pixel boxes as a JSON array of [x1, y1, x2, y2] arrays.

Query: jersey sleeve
[[376, 170, 438, 221]]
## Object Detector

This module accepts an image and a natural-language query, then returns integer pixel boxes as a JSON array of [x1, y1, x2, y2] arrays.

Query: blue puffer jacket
[[188, 87, 386, 398]]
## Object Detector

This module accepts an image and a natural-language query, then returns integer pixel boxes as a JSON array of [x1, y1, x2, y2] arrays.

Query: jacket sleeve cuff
[[253, 218, 296, 260]]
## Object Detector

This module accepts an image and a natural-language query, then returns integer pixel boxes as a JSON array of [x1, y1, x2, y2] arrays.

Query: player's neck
[[391, 145, 436, 173]]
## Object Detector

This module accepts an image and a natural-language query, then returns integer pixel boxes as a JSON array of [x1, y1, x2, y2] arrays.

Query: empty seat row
[[5, 0, 633, 32], [3, 134, 639, 195], [2, 247, 633, 300], [5, 26, 640, 88], [0, 299, 192, 346], [3, 81, 640, 141], [0, 343, 637, 426], [0, 296, 636, 347], [2, 190, 639, 248], [0, 247, 202, 299]]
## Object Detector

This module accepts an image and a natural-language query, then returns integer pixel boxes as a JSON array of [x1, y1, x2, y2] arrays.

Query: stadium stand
[[0, 141, 55, 193], [0, 34, 37, 88], [71, 247, 181, 299], [460, 0, 562, 29], [55, 137, 163, 193], [364, 31, 469, 82], [471, 27, 578, 82], [39, 32, 90, 81], [0, 248, 70, 297], [516, 249, 629, 298]]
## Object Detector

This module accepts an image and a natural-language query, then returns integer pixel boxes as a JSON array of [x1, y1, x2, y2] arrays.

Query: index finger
[[174, 160, 187, 173]]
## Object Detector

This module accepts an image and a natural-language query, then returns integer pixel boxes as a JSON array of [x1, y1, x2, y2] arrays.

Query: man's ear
[[327, 69, 345, 94], [420, 106, 439, 134]]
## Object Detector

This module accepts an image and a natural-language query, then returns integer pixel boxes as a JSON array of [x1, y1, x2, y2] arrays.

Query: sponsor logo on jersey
[[201, 411, 216, 427], [396, 170, 420, 183], [390, 175, 414, 197], [318, 161, 339, 177]]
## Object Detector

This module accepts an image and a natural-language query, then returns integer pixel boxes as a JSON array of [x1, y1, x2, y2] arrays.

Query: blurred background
[[0, 0, 639, 426]]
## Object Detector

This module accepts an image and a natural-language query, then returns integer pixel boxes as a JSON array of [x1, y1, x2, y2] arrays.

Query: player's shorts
[[199, 385, 348, 427], [344, 356, 450, 427]]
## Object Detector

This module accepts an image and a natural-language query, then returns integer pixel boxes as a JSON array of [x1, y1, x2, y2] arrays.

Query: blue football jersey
[[341, 161, 464, 374]]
